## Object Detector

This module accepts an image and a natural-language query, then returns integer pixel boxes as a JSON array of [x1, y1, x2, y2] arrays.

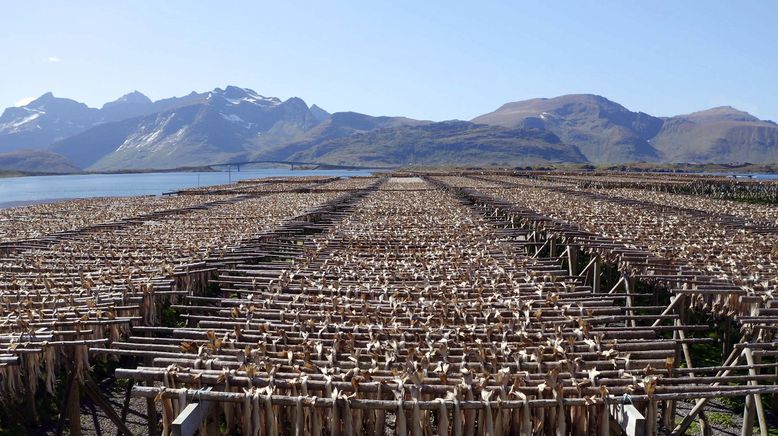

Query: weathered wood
[[146, 380, 159, 436], [8, 173, 778, 433], [55, 370, 77, 436], [68, 371, 82, 436], [117, 379, 135, 436], [673, 344, 744, 435], [745, 348, 768, 436]]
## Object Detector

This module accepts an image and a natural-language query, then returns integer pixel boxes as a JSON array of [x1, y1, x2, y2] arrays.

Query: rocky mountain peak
[[29, 92, 56, 105], [681, 106, 760, 123], [107, 91, 152, 106], [310, 104, 330, 122], [210, 86, 281, 107]]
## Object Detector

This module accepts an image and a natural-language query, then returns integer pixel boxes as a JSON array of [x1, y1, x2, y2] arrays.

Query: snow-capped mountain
[[10, 87, 777, 172], [0, 88, 229, 153], [0, 93, 100, 151], [52, 86, 325, 169]]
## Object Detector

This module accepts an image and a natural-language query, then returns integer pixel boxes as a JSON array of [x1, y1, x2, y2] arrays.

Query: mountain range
[[1, 87, 777, 172], [473, 95, 778, 164]]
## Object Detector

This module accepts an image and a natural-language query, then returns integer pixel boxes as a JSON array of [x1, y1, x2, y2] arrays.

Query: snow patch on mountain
[[221, 113, 244, 123], [0, 108, 45, 133], [116, 113, 178, 151], [208, 87, 281, 107], [220, 113, 254, 129]]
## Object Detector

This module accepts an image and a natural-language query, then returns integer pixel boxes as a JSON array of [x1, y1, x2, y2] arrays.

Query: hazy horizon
[[2, 1, 777, 122]]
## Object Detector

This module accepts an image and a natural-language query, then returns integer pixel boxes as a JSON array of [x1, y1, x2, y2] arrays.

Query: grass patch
[[707, 411, 735, 427], [161, 305, 185, 327], [753, 425, 778, 436], [675, 416, 700, 433], [720, 395, 746, 411]]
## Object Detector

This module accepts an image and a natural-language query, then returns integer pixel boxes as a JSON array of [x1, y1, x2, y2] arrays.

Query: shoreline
[[0, 168, 378, 208], [0, 198, 74, 210], [0, 164, 385, 179]]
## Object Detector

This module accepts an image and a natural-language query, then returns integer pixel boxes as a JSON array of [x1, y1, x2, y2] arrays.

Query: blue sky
[[1, 1, 776, 121]]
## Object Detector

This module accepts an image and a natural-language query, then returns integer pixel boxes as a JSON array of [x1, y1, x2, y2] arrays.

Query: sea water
[[0, 169, 376, 208]]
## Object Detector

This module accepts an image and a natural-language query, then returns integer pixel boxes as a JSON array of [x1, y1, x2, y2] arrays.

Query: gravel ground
[[672, 397, 778, 435], [35, 377, 156, 436]]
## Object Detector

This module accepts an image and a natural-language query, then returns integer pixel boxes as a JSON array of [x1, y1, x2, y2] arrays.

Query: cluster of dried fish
[[5, 172, 776, 434], [0, 184, 344, 411], [177, 177, 338, 195], [430, 176, 502, 189], [379, 177, 434, 191], [485, 183, 778, 312], [112, 179, 717, 435], [0, 195, 231, 244], [592, 187, 778, 227], [537, 172, 778, 204], [313, 177, 382, 192]]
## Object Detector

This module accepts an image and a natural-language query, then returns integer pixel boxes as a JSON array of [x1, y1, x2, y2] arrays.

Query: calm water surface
[[0, 169, 376, 208]]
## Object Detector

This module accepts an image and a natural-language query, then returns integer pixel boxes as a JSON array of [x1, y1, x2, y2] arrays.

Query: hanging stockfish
[[478, 389, 495, 436], [451, 387, 464, 436], [80, 177, 778, 435], [640, 375, 659, 436], [264, 385, 279, 436], [394, 378, 408, 436], [222, 369, 236, 433], [598, 385, 610, 436], [142, 282, 157, 325], [409, 374, 423, 436], [73, 344, 90, 382], [252, 388, 261, 436], [109, 318, 121, 344], [294, 394, 305, 436], [157, 387, 174, 436], [6, 364, 22, 402], [22, 351, 42, 398], [509, 386, 532, 436], [437, 397, 450, 436], [373, 378, 386, 435], [242, 388, 252, 436], [459, 370, 476, 436], [43, 343, 57, 395], [493, 368, 511, 435], [339, 388, 355, 436]]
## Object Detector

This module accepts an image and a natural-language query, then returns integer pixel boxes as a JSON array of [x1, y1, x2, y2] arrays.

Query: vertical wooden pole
[[663, 322, 680, 430], [773, 362, 778, 416], [56, 371, 77, 436], [145, 353, 159, 436], [68, 374, 82, 436], [742, 391, 755, 436], [745, 348, 768, 436], [117, 379, 135, 436], [592, 254, 601, 293], [567, 244, 578, 276], [624, 275, 636, 328], [676, 297, 709, 433]]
